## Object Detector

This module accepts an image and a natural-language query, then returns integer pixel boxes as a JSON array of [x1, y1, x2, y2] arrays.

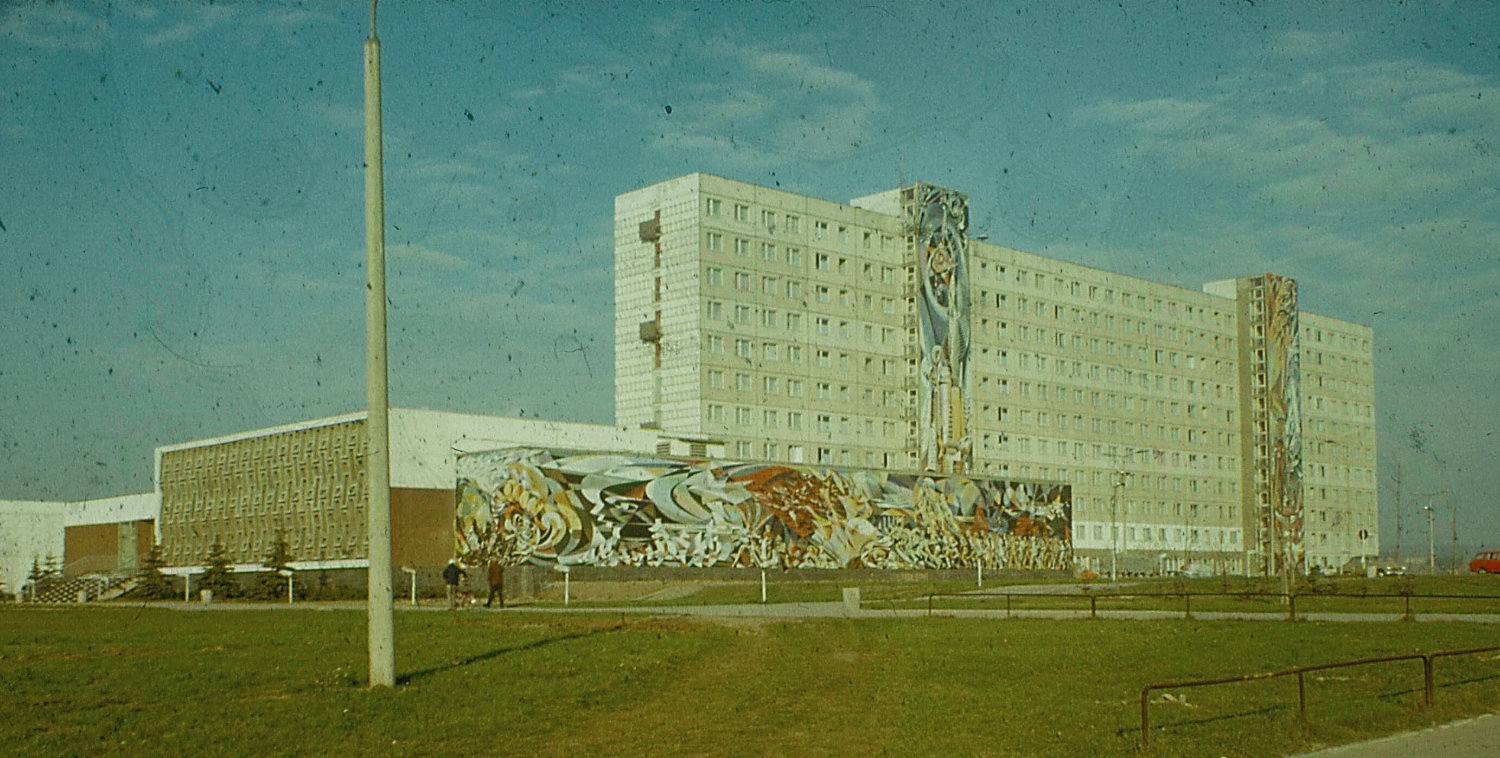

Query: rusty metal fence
[[1138, 644, 1500, 747], [917, 590, 1500, 620]]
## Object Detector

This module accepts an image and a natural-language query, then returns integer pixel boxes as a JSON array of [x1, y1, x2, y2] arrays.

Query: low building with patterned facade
[[153, 408, 699, 573]]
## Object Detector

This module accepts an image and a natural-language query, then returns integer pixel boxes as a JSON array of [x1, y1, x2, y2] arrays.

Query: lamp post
[[1416, 490, 1447, 575], [364, 0, 395, 689], [1104, 448, 1155, 582]]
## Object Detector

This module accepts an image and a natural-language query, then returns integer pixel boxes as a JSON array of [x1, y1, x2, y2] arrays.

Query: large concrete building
[[615, 173, 1377, 576]]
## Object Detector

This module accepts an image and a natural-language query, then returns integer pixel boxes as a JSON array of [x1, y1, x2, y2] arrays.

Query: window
[[816, 317, 830, 335], [786, 247, 802, 265], [734, 237, 750, 256], [707, 370, 724, 389], [734, 272, 750, 291], [734, 304, 751, 322], [815, 285, 831, 303], [787, 346, 803, 362], [705, 198, 721, 216], [814, 220, 828, 239], [762, 409, 778, 427], [763, 343, 778, 361], [733, 203, 749, 222], [761, 242, 776, 262], [706, 301, 722, 319], [735, 339, 752, 358], [706, 232, 723, 252], [785, 215, 800, 233], [815, 252, 830, 271], [761, 209, 776, 229], [817, 350, 832, 368], [707, 404, 724, 422], [706, 267, 723, 286], [787, 379, 804, 397], [761, 309, 777, 327], [736, 407, 752, 424], [707, 335, 723, 354], [762, 377, 778, 394], [816, 383, 832, 400], [785, 312, 802, 330], [786, 281, 802, 298], [762, 276, 777, 295], [788, 412, 803, 430]]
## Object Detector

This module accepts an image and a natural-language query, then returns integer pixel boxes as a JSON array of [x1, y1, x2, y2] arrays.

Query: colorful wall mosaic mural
[[906, 184, 973, 473], [455, 449, 1071, 571], [1263, 273, 1305, 575]]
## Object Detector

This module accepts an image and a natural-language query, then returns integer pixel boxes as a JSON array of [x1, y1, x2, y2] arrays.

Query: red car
[[1470, 551, 1500, 574]]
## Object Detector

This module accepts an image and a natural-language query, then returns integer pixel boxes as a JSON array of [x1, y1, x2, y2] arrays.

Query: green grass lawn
[[2, 605, 1498, 757]]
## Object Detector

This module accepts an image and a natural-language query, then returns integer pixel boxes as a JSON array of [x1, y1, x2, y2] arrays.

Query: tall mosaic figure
[[1264, 274, 1304, 577], [907, 185, 972, 473]]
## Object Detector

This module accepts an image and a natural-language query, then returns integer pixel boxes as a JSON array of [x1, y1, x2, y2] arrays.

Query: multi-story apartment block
[[615, 173, 1377, 576]]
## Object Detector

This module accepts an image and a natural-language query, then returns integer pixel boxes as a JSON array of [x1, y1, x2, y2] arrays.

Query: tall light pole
[[1110, 468, 1131, 582], [1416, 490, 1446, 576], [1104, 448, 1153, 581], [364, 0, 395, 689]]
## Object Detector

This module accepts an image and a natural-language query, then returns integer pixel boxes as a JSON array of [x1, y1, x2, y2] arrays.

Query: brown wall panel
[[134, 521, 155, 560], [392, 488, 454, 568], [64, 524, 118, 576]]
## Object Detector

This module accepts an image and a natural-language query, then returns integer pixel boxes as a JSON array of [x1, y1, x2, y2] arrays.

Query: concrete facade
[[153, 407, 707, 571], [615, 173, 1377, 575]]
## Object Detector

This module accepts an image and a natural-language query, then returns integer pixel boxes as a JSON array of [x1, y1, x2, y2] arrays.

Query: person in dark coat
[[485, 562, 504, 608], [442, 559, 466, 609]]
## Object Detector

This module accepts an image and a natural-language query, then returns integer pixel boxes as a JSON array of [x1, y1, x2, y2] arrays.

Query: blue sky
[[2, 1, 1496, 559]]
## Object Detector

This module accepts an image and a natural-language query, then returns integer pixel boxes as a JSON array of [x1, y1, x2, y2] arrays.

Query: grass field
[[3, 603, 1498, 757]]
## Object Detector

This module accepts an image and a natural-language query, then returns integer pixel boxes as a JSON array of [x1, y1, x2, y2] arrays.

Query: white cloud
[[1, 4, 109, 51]]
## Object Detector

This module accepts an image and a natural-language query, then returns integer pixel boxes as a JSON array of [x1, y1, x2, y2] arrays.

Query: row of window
[[977, 259, 1228, 326], [704, 196, 897, 252], [706, 404, 906, 438], [979, 291, 1233, 355]]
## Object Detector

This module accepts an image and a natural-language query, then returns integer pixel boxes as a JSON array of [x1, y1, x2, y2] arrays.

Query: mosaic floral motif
[[455, 449, 1071, 571]]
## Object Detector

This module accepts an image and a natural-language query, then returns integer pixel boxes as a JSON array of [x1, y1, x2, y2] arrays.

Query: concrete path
[[1291, 712, 1500, 757]]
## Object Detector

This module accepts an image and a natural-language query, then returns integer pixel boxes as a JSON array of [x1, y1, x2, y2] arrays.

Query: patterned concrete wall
[[456, 448, 1071, 571]]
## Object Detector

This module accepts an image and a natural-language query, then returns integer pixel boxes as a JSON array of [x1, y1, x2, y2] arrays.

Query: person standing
[[442, 559, 466, 610], [485, 562, 504, 608]]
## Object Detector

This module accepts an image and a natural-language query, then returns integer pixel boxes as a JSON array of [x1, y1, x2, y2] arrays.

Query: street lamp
[[364, 0, 395, 689], [1416, 489, 1447, 575], [1104, 448, 1156, 582]]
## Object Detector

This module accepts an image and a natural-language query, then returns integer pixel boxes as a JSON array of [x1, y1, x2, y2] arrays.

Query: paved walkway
[[1291, 712, 1500, 757]]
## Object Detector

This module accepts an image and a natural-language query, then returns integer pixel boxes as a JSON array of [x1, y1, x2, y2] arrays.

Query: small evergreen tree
[[255, 535, 294, 601], [26, 558, 46, 600], [200, 539, 235, 600], [43, 553, 62, 581], [135, 545, 174, 600]]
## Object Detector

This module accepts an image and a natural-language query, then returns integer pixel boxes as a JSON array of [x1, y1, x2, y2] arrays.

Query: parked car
[[1376, 564, 1408, 577], [1469, 551, 1500, 574]]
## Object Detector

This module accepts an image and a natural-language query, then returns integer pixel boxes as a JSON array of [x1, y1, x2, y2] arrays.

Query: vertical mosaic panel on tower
[[1263, 274, 1304, 575], [905, 184, 973, 473]]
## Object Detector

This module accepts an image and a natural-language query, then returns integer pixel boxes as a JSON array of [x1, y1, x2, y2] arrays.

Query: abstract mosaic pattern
[[1263, 273, 1305, 575], [907, 184, 973, 473], [455, 449, 1072, 571]]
